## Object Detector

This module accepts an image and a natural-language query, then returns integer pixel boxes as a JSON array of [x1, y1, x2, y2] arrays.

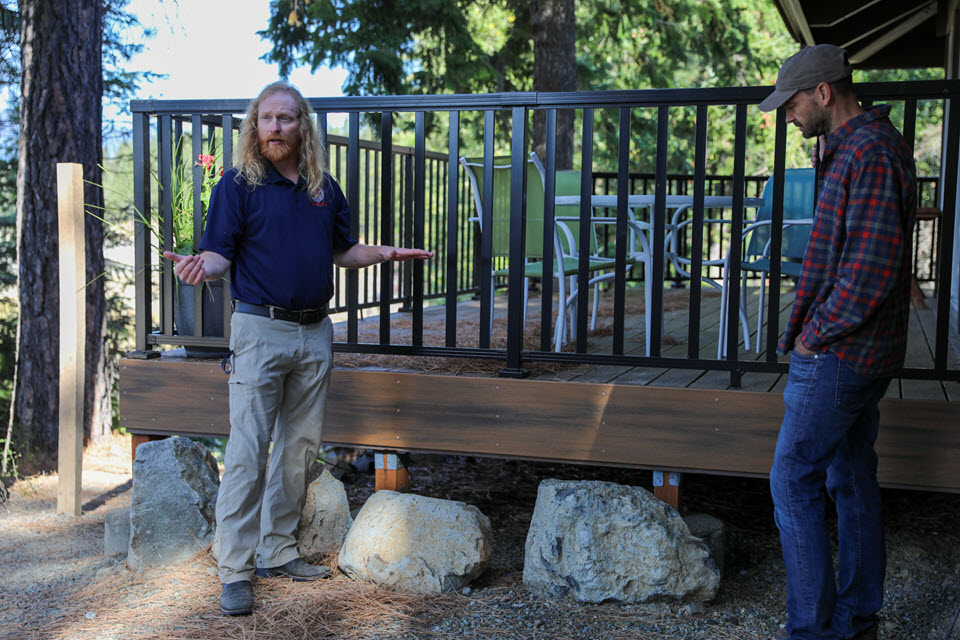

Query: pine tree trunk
[[531, 0, 576, 170], [12, 0, 108, 460]]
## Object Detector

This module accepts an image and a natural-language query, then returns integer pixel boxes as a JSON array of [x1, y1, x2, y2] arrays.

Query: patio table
[[553, 194, 766, 355]]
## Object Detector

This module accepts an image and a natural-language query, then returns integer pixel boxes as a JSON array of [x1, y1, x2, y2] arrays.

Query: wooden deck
[[332, 285, 959, 402], [120, 285, 960, 493]]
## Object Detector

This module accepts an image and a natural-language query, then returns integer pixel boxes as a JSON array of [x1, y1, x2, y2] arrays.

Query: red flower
[[196, 154, 216, 171]]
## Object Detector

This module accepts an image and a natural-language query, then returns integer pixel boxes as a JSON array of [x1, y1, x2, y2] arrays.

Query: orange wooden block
[[653, 470, 682, 512], [374, 452, 410, 492]]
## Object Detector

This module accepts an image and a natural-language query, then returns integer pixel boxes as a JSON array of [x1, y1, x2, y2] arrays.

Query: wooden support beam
[[374, 452, 410, 493], [57, 163, 85, 516], [653, 470, 682, 512]]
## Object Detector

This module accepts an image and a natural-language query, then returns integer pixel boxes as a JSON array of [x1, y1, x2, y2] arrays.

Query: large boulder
[[298, 468, 354, 561], [128, 437, 220, 572], [338, 491, 492, 593], [523, 479, 720, 603]]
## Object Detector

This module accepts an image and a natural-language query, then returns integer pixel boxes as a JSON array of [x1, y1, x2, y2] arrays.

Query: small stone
[[461, 587, 472, 595], [681, 601, 706, 616], [85, 611, 95, 620], [722, 613, 740, 625]]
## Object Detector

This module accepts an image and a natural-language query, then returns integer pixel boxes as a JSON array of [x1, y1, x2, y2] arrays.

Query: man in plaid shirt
[[758, 45, 916, 640]]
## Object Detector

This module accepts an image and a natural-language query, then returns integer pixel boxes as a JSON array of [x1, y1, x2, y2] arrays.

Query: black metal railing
[[130, 81, 960, 385]]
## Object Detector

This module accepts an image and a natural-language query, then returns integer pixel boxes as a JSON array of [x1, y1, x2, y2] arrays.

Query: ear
[[814, 82, 833, 106]]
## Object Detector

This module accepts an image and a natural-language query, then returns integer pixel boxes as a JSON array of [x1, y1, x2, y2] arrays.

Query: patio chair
[[732, 168, 815, 354], [670, 168, 814, 357], [460, 155, 632, 351], [529, 152, 656, 354]]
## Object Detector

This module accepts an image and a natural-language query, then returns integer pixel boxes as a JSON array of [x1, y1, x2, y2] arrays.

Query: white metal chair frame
[[669, 174, 813, 358]]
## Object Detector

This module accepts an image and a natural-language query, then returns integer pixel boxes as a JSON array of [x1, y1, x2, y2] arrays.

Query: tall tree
[[261, 0, 574, 161], [261, 0, 783, 170], [531, 0, 575, 168], [2, 0, 154, 471], [11, 0, 105, 460]]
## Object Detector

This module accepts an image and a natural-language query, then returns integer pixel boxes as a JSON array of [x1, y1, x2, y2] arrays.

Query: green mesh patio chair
[[460, 155, 632, 351]]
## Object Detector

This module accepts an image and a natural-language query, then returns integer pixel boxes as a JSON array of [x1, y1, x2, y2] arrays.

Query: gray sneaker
[[255, 557, 332, 582], [220, 580, 253, 616]]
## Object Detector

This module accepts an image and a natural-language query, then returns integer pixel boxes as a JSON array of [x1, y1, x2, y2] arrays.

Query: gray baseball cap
[[758, 44, 853, 112]]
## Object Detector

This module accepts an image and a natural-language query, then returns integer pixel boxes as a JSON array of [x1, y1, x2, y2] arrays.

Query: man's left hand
[[793, 336, 817, 356], [383, 247, 434, 262]]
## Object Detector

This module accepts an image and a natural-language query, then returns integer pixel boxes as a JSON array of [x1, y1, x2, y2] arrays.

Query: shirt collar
[[823, 104, 892, 157], [264, 161, 304, 188]]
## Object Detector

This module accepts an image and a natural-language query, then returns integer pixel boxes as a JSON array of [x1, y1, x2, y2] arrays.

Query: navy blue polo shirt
[[199, 165, 357, 310]]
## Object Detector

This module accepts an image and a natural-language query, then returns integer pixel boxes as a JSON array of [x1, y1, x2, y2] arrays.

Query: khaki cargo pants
[[216, 311, 333, 584]]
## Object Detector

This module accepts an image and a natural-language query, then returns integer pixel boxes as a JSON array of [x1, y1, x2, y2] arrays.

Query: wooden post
[[57, 163, 85, 516], [653, 470, 682, 512], [374, 451, 410, 492]]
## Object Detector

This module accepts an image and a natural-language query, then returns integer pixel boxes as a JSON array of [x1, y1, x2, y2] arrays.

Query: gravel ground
[[2, 434, 959, 640]]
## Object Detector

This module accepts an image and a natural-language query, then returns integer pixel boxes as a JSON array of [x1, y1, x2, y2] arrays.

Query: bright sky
[[115, 0, 347, 119]]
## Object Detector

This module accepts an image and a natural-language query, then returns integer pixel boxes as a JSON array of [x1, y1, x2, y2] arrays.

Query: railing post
[[499, 106, 530, 378], [131, 111, 153, 355], [412, 111, 427, 346], [400, 154, 415, 312], [57, 163, 85, 517], [347, 112, 360, 343], [445, 111, 461, 347]]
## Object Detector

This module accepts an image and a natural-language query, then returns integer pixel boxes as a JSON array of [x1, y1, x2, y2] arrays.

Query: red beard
[[259, 137, 296, 164]]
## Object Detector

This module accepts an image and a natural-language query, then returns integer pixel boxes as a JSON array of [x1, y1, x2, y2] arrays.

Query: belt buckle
[[268, 306, 276, 320]]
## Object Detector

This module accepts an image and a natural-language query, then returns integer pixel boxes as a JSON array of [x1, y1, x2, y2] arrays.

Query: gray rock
[[683, 513, 725, 576], [523, 479, 720, 603], [211, 530, 221, 563], [103, 507, 131, 556], [127, 437, 220, 572], [297, 468, 354, 561], [338, 490, 492, 593]]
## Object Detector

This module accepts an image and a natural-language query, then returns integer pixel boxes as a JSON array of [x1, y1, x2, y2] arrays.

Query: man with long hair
[[163, 81, 432, 615], [758, 45, 916, 640]]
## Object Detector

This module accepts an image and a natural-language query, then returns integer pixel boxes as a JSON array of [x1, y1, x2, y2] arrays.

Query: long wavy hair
[[235, 81, 327, 199]]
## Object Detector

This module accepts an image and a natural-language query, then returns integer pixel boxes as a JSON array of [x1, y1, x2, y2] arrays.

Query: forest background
[[0, 0, 944, 486]]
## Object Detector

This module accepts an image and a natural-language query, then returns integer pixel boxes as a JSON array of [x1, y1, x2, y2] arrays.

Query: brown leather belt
[[233, 301, 328, 325]]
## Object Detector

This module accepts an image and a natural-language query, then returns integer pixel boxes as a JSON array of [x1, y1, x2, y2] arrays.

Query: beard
[[259, 136, 297, 164], [797, 107, 831, 139]]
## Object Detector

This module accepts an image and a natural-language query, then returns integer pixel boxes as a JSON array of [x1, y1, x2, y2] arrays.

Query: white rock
[[338, 491, 491, 593], [297, 468, 354, 561], [523, 479, 720, 603]]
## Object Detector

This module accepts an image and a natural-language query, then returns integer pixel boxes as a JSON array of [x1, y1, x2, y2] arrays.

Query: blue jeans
[[770, 351, 890, 640]]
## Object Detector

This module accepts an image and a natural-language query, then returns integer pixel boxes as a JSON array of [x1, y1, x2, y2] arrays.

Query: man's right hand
[[162, 251, 207, 285]]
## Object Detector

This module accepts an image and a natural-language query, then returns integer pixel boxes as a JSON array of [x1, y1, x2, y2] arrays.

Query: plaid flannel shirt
[[778, 105, 917, 378]]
